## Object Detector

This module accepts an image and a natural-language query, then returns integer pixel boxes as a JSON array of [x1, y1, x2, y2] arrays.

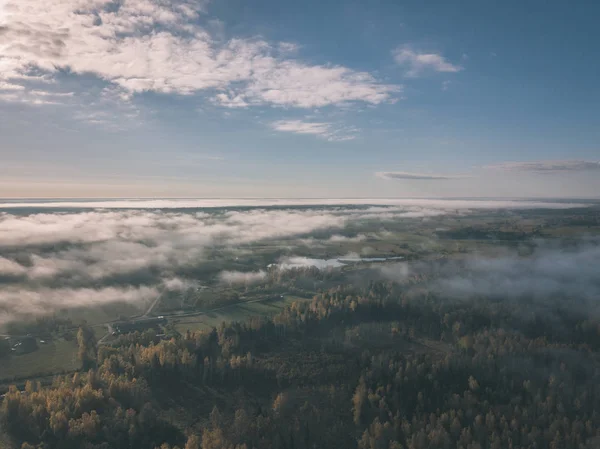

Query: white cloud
[[218, 270, 266, 285], [278, 42, 300, 54], [0, 81, 25, 91], [163, 277, 196, 291], [393, 46, 463, 77], [213, 92, 250, 108], [271, 119, 357, 141], [485, 160, 600, 173], [376, 171, 471, 180], [0, 0, 398, 109], [0, 257, 26, 276], [276, 257, 345, 270], [3, 86, 79, 107], [271, 120, 331, 136], [0, 90, 68, 106], [30, 90, 74, 98], [328, 234, 367, 243], [72, 85, 142, 129]]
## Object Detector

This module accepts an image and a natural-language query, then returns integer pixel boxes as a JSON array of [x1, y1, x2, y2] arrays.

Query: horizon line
[[1, 196, 599, 201]]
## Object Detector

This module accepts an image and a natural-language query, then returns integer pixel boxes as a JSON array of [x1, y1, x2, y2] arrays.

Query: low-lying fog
[[378, 240, 600, 303], [0, 198, 595, 326]]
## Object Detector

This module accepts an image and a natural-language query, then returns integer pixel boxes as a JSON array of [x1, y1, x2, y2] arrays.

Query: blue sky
[[0, 0, 599, 198]]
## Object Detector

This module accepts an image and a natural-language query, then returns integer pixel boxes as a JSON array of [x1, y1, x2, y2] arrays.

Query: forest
[[2, 276, 600, 449]]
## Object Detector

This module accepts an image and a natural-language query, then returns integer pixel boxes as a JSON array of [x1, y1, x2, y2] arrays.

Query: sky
[[0, 0, 599, 198]]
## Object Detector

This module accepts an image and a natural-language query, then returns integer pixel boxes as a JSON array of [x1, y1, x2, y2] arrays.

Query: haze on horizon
[[1, 0, 599, 198]]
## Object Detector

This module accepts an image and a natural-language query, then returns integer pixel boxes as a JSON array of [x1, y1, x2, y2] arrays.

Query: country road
[[142, 293, 163, 317], [97, 324, 113, 346]]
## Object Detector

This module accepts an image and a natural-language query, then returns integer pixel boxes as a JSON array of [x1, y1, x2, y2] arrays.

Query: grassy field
[[63, 302, 147, 326], [173, 295, 311, 334], [0, 338, 79, 383], [0, 296, 311, 384]]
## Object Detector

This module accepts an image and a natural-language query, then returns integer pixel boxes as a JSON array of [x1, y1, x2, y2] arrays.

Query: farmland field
[[172, 295, 311, 333], [0, 338, 79, 384]]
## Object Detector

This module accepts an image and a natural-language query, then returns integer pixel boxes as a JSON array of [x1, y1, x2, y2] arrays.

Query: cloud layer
[[0, 286, 158, 326], [485, 160, 600, 173], [0, 200, 591, 325], [0, 198, 584, 209], [436, 244, 600, 301], [0, 0, 398, 109], [379, 241, 600, 308], [376, 171, 471, 180]]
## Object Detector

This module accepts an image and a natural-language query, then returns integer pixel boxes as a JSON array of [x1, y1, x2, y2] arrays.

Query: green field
[[0, 338, 79, 383], [173, 295, 311, 334]]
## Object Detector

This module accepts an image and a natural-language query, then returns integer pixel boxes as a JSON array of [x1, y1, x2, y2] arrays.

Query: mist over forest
[[2, 198, 600, 449], [0, 199, 594, 327]]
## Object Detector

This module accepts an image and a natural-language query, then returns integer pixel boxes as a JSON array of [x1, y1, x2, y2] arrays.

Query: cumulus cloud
[[393, 46, 463, 77], [376, 171, 472, 180], [270, 120, 357, 141], [0, 0, 398, 109], [485, 160, 600, 173], [218, 270, 266, 285]]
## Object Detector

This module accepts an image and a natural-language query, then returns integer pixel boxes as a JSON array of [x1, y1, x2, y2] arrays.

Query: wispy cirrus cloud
[[0, 83, 75, 106], [376, 171, 472, 180], [0, 0, 399, 110], [393, 46, 463, 77], [271, 120, 357, 141], [485, 160, 600, 173]]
